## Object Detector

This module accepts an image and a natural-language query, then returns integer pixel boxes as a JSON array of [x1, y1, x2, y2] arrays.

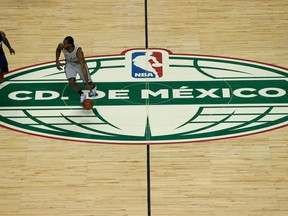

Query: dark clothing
[[0, 33, 8, 72]]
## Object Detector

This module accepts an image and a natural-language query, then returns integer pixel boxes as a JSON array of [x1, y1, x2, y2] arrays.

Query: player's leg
[[88, 81, 97, 97], [65, 64, 86, 103], [77, 63, 97, 97], [67, 78, 81, 93], [0, 52, 9, 82]]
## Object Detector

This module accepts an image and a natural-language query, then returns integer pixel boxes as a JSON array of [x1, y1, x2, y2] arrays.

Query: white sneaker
[[89, 85, 97, 97], [80, 93, 86, 104]]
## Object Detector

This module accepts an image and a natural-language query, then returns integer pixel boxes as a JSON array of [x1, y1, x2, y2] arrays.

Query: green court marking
[[176, 107, 204, 129], [91, 108, 120, 130], [170, 64, 252, 75], [193, 59, 216, 79], [229, 107, 273, 131], [1, 51, 288, 143], [170, 56, 288, 77]]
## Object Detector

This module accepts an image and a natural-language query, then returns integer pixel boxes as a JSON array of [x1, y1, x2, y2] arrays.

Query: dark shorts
[[0, 51, 8, 72]]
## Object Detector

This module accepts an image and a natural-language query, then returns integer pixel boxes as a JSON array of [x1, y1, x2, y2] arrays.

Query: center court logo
[[0, 48, 287, 144], [131, 51, 164, 78]]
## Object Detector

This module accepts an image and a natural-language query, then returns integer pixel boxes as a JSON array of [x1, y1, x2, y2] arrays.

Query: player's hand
[[9, 48, 15, 55], [56, 60, 63, 71]]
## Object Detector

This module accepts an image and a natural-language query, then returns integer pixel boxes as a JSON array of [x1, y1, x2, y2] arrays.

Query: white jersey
[[62, 45, 80, 64]]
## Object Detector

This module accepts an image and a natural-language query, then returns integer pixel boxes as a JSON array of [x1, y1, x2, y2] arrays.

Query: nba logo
[[131, 51, 163, 78]]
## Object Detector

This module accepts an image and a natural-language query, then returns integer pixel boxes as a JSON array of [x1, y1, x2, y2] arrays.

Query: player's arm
[[0, 31, 15, 55], [55, 43, 63, 70], [77, 48, 91, 90]]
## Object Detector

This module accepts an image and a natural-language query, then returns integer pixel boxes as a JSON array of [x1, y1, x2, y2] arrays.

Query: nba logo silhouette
[[131, 51, 163, 78]]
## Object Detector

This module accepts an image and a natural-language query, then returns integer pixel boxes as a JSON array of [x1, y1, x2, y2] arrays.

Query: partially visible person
[[0, 31, 15, 82]]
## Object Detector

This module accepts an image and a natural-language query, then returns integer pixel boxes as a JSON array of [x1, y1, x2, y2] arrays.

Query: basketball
[[82, 99, 94, 110]]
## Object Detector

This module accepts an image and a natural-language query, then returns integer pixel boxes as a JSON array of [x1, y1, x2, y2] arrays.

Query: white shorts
[[64, 62, 92, 83]]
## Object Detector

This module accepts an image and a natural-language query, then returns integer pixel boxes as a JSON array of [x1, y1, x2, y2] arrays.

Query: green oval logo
[[0, 49, 287, 144]]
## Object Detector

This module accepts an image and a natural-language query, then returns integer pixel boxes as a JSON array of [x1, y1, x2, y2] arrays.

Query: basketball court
[[1, 0, 288, 215]]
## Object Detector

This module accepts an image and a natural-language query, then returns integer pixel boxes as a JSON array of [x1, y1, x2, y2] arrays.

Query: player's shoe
[[80, 93, 86, 104], [88, 85, 97, 97], [0, 72, 4, 83]]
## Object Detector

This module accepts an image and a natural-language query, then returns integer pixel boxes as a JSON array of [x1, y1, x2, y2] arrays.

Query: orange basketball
[[82, 99, 94, 110]]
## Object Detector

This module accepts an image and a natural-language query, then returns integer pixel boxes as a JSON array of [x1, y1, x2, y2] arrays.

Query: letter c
[[8, 91, 33, 100]]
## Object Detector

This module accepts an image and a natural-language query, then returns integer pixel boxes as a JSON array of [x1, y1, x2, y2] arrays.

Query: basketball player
[[55, 36, 96, 103], [0, 31, 15, 82]]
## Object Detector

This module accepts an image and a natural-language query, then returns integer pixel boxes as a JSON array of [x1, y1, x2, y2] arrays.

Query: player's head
[[63, 36, 74, 49]]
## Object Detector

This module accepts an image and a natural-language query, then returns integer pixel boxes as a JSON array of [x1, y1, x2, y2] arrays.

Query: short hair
[[64, 36, 74, 45]]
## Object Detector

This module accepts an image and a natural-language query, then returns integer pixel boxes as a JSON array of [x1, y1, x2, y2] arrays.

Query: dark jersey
[[0, 33, 8, 71], [0, 33, 3, 52]]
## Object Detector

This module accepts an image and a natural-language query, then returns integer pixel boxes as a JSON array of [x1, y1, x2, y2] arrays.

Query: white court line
[[2, 80, 68, 84], [0, 82, 10, 89], [0, 106, 82, 109], [0, 104, 288, 110]]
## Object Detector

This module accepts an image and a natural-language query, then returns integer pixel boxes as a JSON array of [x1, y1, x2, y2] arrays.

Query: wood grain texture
[[0, 0, 287, 215]]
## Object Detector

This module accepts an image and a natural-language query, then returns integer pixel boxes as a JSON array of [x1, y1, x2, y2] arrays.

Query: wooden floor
[[1, 0, 288, 215]]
